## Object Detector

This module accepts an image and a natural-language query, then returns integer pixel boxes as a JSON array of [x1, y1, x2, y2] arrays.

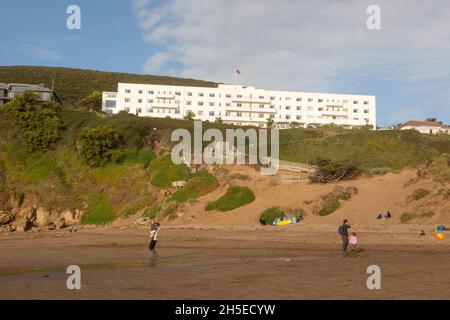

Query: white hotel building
[[102, 83, 376, 129]]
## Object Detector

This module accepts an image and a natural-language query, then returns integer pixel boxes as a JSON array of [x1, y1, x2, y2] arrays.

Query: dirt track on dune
[[1, 225, 450, 300]]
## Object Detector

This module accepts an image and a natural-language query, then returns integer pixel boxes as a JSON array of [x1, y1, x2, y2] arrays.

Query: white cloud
[[21, 45, 64, 62], [131, 0, 450, 122]]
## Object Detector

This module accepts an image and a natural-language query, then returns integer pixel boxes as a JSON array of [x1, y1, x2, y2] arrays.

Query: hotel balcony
[[155, 93, 176, 100], [151, 103, 180, 109], [231, 97, 272, 104], [320, 108, 348, 116], [222, 115, 271, 123], [225, 105, 276, 114]]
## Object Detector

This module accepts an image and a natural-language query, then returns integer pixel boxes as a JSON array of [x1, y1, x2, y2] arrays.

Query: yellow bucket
[[436, 233, 444, 240]]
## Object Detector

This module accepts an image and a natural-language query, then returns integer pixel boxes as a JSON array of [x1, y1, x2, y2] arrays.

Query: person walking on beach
[[338, 219, 352, 254], [149, 221, 160, 259], [348, 232, 358, 254]]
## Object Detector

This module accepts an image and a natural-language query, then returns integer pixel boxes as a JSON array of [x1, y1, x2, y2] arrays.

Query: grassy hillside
[[0, 66, 218, 106]]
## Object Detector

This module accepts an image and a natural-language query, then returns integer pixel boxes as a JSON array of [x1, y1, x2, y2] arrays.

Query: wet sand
[[1, 225, 449, 300]]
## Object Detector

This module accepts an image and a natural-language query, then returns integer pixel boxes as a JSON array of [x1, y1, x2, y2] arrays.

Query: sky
[[1, 0, 449, 126]]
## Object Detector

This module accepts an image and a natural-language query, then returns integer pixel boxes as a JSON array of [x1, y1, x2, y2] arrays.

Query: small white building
[[102, 82, 376, 129], [399, 120, 450, 135]]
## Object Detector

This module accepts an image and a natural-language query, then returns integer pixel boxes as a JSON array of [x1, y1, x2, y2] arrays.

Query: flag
[[236, 69, 241, 75]]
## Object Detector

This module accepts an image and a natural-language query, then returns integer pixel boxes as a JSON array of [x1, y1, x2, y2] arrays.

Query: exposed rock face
[[2, 203, 84, 233]]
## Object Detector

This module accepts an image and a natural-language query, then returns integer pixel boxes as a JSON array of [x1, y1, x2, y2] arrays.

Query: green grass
[[1, 143, 60, 183], [150, 155, 190, 189], [205, 186, 255, 212], [119, 192, 154, 217], [0, 66, 218, 106], [81, 195, 115, 225], [260, 207, 285, 225], [411, 189, 431, 201], [318, 198, 341, 216], [400, 212, 416, 223], [171, 171, 219, 203], [430, 153, 450, 178], [421, 211, 435, 219]]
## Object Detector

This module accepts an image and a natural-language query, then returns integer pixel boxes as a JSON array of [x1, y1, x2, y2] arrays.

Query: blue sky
[[1, 0, 449, 126]]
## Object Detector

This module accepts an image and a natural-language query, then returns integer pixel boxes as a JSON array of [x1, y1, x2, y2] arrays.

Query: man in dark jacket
[[338, 219, 352, 253]]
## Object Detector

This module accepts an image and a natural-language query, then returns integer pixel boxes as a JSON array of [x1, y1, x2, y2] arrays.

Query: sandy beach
[[1, 223, 449, 300]]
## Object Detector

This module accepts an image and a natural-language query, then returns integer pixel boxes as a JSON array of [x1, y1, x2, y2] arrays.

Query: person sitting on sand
[[149, 221, 160, 259], [377, 211, 392, 220], [349, 232, 358, 253]]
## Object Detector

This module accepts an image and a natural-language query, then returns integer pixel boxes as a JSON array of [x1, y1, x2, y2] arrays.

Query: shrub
[[81, 195, 115, 225], [400, 212, 416, 223], [368, 167, 392, 175], [80, 126, 120, 167], [318, 198, 341, 216], [260, 207, 285, 225], [149, 155, 189, 189], [78, 90, 102, 112], [339, 192, 352, 201], [421, 211, 435, 219], [411, 188, 431, 201], [171, 171, 219, 203], [309, 158, 361, 183], [3, 92, 63, 151], [205, 186, 255, 212]]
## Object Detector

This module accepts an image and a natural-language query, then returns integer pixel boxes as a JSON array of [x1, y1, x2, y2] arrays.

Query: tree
[[80, 126, 120, 167], [184, 111, 195, 121], [215, 117, 223, 125], [2, 91, 62, 151], [266, 117, 274, 129], [78, 90, 102, 112]]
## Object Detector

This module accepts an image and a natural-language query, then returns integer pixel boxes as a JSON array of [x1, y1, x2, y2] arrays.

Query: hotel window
[[353, 100, 359, 104], [259, 113, 264, 118], [225, 94, 231, 98], [138, 90, 143, 94], [318, 107, 323, 111], [125, 98, 131, 102], [147, 108, 153, 113], [365, 118, 370, 123], [175, 92, 181, 96], [318, 99, 324, 103], [307, 106, 313, 111], [198, 102, 204, 106], [236, 112, 242, 117], [198, 110, 204, 116], [199, 93, 204, 97], [187, 92, 192, 96], [148, 90, 154, 94], [353, 109, 359, 113], [270, 96, 275, 100], [226, 103, 231, 107], [296, 98, 302, 102], [285, 115, 291, 120], [286, 106, 291, 110], [259, 96, 265, 99], [308, 98, 313, 102], [353, 118, 359, 121], [286, 97, 291, 101], [148, 99, 153, 103], [259, 104, 264, 108], [364, 109, 369, 114], [343, 100, 348, 104], [296, 115, 302, 120], [175, 110, 180, 114], [186, 101, 192, 106], [136, 108, 142, 113], [209, 111, 215, 116], [364, 101, 369, 105], [209, 102, 215, 106], [296, 106, 302, 111], [237, 95, 243, 98], [125, 108, 130, 113], [138, 99, 142, 103], [209, 93, 215, 98], [125, 89, 131, 93], [237, 103, 242, 107]]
